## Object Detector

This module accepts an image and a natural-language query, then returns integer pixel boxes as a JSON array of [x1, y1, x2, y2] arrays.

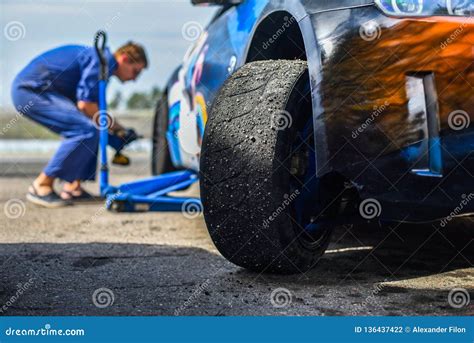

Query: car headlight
[[375, 0, 474, 16], [446, 0, 474, 15], [393, 0, 424, 14]]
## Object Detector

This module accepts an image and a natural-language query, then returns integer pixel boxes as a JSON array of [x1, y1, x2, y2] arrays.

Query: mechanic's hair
[[115, 41, 148, 68]]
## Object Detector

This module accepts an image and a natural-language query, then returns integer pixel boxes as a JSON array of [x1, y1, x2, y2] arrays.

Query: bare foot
[[60, 188, 85, 200], [31, 181, 54, 196]]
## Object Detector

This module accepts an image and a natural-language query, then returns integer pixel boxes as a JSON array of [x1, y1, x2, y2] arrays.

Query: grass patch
[[0, 110, 153, 139], [0, 115, 58, 140]]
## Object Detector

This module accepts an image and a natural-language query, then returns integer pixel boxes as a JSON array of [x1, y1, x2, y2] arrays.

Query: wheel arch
[[243, 7, 332, 179]]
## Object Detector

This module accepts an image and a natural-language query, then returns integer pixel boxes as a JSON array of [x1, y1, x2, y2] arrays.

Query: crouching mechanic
[[11, 42, 148, 208]]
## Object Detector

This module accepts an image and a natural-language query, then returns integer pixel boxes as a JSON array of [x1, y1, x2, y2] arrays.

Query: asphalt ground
[[0, 154, 472, 315]]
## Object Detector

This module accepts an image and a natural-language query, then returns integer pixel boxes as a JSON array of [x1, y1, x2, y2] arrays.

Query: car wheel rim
[[289, 113, 330, 246]]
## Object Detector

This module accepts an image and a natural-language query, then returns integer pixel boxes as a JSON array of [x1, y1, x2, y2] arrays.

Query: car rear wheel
[[200, 60, 340, 274], [152, 95, 177, 175]]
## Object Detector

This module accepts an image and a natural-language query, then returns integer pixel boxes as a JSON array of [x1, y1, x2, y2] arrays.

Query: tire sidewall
[[152, 95, 175, 175]]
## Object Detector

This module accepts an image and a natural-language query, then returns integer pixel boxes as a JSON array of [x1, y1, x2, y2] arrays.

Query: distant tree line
[[108, 86, 162, 110]]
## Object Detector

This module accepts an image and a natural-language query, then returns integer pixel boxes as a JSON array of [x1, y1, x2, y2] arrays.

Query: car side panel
[[310, 5, 474, 220], [167, 0, 268, 170]]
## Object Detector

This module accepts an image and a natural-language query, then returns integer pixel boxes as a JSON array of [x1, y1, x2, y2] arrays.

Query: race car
[[152, 0, 474, 273]]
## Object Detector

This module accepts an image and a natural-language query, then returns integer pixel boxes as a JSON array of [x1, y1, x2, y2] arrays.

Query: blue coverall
[[11, 45, 122, 182]]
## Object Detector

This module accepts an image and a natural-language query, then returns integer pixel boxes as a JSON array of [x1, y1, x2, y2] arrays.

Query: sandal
[[60, 189, 98, 202], [26, 184, 71, 208]]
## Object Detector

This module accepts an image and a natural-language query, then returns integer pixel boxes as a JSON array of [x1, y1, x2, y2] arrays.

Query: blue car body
[[159, 0, 474, 224]]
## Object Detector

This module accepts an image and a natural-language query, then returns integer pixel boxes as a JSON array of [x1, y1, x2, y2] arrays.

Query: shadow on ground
[[0, 220, 472, 316]]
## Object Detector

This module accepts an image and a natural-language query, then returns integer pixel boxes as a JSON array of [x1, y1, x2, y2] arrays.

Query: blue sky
[[0, 0, 216, 109]]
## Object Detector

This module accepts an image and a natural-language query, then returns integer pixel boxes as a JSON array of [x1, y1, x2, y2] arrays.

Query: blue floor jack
[[94, 31, 202, 213]]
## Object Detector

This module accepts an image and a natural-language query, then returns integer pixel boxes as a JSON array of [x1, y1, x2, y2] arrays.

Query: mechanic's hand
[[115, 128, 141, 145], [104, 117, 124, 133]]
